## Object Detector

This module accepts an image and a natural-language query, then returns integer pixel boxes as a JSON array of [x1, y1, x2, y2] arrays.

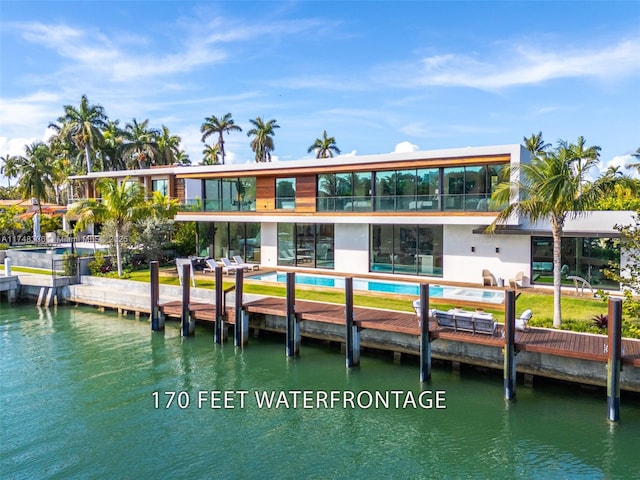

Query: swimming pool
[[249, 272, 505, 304], [12, 247, 98, 256]]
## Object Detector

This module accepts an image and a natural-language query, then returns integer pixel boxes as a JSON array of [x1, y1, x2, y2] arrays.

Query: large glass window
[[277, 222, 334, 268], [416, 168, 439, 210], [276, 178, 296, 209], [531, 236, 619, 288], [375, 171, 396, 211], [203, 177, 256, 211], [151, 179, 168, 196], [353, 172, 372, 211], [203, 222, 261, 261], [370, 224, 443, 276]]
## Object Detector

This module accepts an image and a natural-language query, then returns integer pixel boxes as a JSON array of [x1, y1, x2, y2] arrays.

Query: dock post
[[181, 263, 194, 336], [285, 272, 300, 357], [607, 297, 623, 422], [234, 268, 247, 347], [419, 283, 431, 382], [345, 277, 360, 367], [504, 289, 517, 400], [150, 261, 164, 331], [214, 266, 224, 343]]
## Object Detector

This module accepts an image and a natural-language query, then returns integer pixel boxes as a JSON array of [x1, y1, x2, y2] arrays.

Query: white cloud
[[393, 141, 420, 153], [385, 37, 640, 91], [595, 154, 640, 180]]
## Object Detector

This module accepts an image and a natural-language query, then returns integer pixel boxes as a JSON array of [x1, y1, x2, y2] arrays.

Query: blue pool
[[249, 272, 505, 304]]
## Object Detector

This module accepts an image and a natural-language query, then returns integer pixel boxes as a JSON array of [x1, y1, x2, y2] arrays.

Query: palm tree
[[55, 94, 108, 173], [523, 131, 550, 157], [156, 125, 182, 166], [101, 120, 126, 171], [201, 144, 221, 165], [626, 147, 640, 173], [200, 113, 242, 165], [146, 190, 180, 220], [487, 138, 617, 327], [17, 142, 56, 213], [119, 118, 160, 169], [561, 136, 601, 195], [1, 154, 20, 188], [247, 117, 279, 162], [174, 150, 191, 166], [307, 130, 341, 159], [68, 177, 146, 277]]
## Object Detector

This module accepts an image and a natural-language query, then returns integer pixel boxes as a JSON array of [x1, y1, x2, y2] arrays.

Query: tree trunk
[[85, 143, 92, 173], [115, 228, 123, 277], [551, 218, 563, 327]]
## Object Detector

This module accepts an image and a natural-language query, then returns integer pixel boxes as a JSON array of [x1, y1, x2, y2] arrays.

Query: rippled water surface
[[1, 303, 639, 479]]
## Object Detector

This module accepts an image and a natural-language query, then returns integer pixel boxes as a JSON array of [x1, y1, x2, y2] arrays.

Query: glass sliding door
[[315, 224, 334, 269]]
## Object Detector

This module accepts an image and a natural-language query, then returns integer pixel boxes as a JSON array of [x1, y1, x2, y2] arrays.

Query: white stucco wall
[[443, 225, 531, 284], [334, 224, 370, 274], [259, 222, 278, 268]]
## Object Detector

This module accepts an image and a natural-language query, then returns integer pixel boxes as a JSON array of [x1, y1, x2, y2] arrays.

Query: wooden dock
[[160, 297, 640, 368]]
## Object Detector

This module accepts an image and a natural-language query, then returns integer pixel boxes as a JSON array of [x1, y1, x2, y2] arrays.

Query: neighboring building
[[71, 144, 630, 289]]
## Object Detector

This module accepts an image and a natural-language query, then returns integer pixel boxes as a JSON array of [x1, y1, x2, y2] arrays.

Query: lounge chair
[[482, 269, 497, 287], [516, 309, 533, 331], [203, 258, 219, 273], [232, 255, 259, 271], [175, 258, 196, 287], [219, 257, 243, 275]]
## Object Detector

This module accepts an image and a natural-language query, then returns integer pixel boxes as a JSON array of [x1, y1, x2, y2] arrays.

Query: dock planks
[[160, 297, 640, 367]]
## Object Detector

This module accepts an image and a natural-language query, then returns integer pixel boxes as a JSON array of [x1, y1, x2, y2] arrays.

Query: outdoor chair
[[175, 258, 196, 287], [219, 257, 243, 275], [516, 309, 533, 331], [203, 259, 219, 273], [232, 255, 259, 271], [509, 271, 530, 289], [482, 269, 497, 287]]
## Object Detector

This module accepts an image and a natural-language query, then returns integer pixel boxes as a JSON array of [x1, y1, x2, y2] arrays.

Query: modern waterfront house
[[70, 143, 631, 290]]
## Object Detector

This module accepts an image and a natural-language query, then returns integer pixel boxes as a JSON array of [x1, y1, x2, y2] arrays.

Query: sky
[[1, 0, 639, 186]]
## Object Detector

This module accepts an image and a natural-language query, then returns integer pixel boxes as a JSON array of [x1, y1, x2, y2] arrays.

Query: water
[[2, 303, 639, 479], [250, 272, 505, 304]]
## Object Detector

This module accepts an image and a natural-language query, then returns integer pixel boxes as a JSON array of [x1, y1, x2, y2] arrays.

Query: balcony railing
[[180, 199, 256, 212], [317, 194, 502, 212]]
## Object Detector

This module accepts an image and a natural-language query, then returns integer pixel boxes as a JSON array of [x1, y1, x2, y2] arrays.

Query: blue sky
[[1, 0, 639, 183]]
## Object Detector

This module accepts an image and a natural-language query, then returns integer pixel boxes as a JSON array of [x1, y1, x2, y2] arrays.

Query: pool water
[[12, 247, 98, 256], [249, 272, 505, 304]]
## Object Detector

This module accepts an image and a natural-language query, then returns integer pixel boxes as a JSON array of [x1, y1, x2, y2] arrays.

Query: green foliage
[[600, 212, 640, 320], [172, 221, 196, 256], [136, 217, 175, 263], [39, 214, 62, 234], [591, 183, 640, 210], [62, 253, 78, 276], [0, 205, 28, 237], [88, 250, 110, 275], [0, 243, 9, 250]]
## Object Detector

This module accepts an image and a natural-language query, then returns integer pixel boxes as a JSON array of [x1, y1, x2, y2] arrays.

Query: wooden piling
[[150, 261, 164, 331], [285, 272, 300, 357], [181, 263, 194, 336], [234, 268, 247, 347], [607, 298, 623, 422], [345, 277, 360, 367], [504, 289, 516, 400], [419, 283, 431, 382], [214, 266, 224, 343]]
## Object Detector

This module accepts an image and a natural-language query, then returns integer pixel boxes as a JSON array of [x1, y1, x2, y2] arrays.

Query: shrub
[[592, 313, 608, 329]]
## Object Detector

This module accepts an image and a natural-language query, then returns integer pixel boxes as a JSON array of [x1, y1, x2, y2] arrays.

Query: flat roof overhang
[[176, 212, 500, 225], [473, 225, 622, 238]]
